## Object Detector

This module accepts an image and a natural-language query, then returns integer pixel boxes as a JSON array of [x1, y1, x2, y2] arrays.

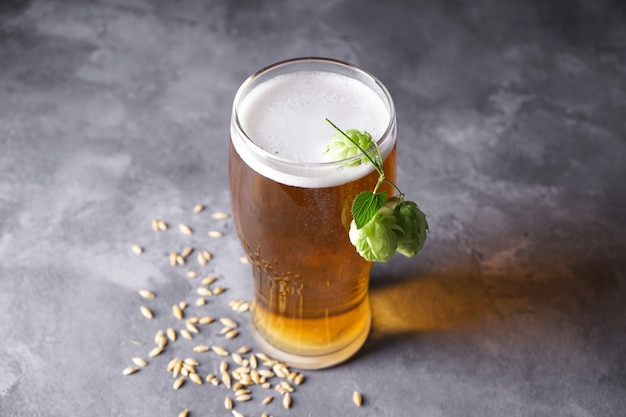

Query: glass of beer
[[229, 57, 396, 369]]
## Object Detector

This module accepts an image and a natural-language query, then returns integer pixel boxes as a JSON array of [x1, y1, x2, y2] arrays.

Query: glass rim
[[231, 57, 397, 169]]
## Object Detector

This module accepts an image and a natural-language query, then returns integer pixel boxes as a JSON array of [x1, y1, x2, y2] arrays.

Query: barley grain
[[138, 289, 155, 299], [173, 377, 185, 390], [353, 390, 363, 407], [197, 287, 212, 296], [220, 360, 229, 374], [151, 219, 159, 232], [166, 357, 179, 372], [208, 230, 223, 238], [211, 211, 229, 220], [176, 255, 186, 265], [237, 346, 252, 355], [179, 224, 193, 235], [224, 396, 233, 410], [179, 301, 188, 310], [167, 327, 177, 341], [140, 306, 153, 319], [132, 357, 147, 367], [219, 317, 238, 328], [172, 304, 183, 320], [170, 252, 178, 266], [180, 329, 193, 340], [211, 345, 229, 356], [148, 346, 163, 358], [262, 396, 273, 405], [178, 409, 188, 417], [189, 372, 203, 385], [187, 271, 198, 278], [235, 394, 251, 402], [294, 373, 305, 385], [225, 329, 239, 339], [157, 220, 168, 231], [195, 297, 206, 306], [283, 392, 292, 409], [193, 345, 210, 353], [232, 410, 244, 417], [181, 246, 193, 258], [222, 371, 232, 388], [239, 256, 249, 264], [122, 366, 138, 375], [193, 204, 205, 213], [186, 322, 199, 333], [213, 286, 225, 295], [199, 316, 214, 325], [201, 276, 217, 285]]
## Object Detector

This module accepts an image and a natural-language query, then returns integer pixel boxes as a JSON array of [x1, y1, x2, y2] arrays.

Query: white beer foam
[[232, 70, 394, 188]]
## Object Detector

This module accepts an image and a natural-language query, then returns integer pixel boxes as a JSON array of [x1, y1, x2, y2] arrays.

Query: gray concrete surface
[[1, 0, 625, 416]]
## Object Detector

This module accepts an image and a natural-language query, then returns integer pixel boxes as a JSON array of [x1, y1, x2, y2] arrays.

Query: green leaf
[[352, 191, 387, 229]]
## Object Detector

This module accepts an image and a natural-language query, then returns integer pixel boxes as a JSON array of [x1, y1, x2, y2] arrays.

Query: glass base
[[250, 315, 371, 370]]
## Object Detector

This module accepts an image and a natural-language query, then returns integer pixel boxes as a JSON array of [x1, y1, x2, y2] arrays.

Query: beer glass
[[229, 57, 396, 369]]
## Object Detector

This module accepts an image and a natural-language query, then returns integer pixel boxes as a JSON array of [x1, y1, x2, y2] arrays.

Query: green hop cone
[[349, 205, 399, 262], [325, 129, 375, 165], [386, 197, 429, 258]]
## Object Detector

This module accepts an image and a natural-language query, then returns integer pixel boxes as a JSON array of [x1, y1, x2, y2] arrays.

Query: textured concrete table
[[1, 1, 625, 416]]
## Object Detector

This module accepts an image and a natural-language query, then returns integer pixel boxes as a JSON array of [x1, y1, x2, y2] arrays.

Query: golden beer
[[229, 58, 396, 369]]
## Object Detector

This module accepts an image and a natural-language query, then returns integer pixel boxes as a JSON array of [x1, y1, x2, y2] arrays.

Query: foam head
[[231, 59, 396, 188]]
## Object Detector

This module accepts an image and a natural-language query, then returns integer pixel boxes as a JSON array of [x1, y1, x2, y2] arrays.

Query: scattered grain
[[193, 345, 210, 353], [195, 297, 206, 306], [219, 317, 238, 328], [224, 396, 233, 410], [353, 390, 363, 407], [211, 211, 229, 220], [148, 346, 163, 358], [180, 329, 193, 340], [199, 316, 214, 325], [186, 322, 199, 333], [122, 367, 138, 375], [172, 304, 183, 320], [167, 327, 177, 341], [181, 246, 193, 258], [225, 329, 239, 339], [187, 271, 199, 278], [189, 372, 203, 385], [283, 392, 292, 409], [239, 256, 249, 264], [201, 276, 217, 285], [138, 289, 155, 299], [173, 377, 185, 390], [157, 220, 168, 231], [178, 224, 193, 235], [208, 230, 223, 238], [170, 252, 178, 266], [131, 357, 147, 367], [193, 204, 205, 214], [212, 286, 225, 295], [232, 410, 244, 417], [178, 409, 188, 417], [211, 345, 229, 356], [131, 245, 143, 255], [262, 396, 273, 405], [197, 287, 212, 296], [140, 306, 153, 319]]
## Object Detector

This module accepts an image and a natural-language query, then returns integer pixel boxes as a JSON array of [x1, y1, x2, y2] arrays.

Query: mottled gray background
[[1, 0, 625, 416]]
